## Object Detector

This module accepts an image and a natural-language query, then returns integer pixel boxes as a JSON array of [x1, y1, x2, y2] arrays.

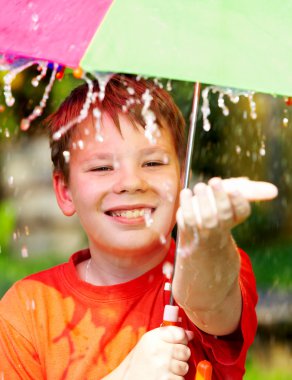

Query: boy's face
[[54, 112, 181, 257]]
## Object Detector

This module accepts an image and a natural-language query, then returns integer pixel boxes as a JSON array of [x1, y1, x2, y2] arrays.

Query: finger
[[169, 359, 189, 376], [194, 183, 218, 229], [209, 177, 233, 229], [180, 188, 197, 227], [222, 178, 278, 201], [229, 190, 251, 224], [160, 326, 189, 345], [185, 329, 194, 342], [172, 344, 191, 361]]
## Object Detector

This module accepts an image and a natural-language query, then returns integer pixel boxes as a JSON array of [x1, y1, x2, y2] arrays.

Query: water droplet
[[166, 80, 172, 91], [159, 234, 167, 245], [31, 78, 39, 87], [6, 97, 15, 107], [21, 245, 28, 258], [93, 107, 101, 118], [33, 106, 42, 116], [24, 226, 30, 236], [62, 150, 70, 163], [203, 120, 211, 132], [77, 140, 84, 149], [20, 118, 30, 131], [259, 147, 266, 156], [144, 211, 153, 227], [95, 133, 104, 142], [31, 13, 39, 22], [26, 299, 36, 311], [53, 131, 62, 140], [283, 117, 289, 127], [235, 145, 241, 154], [162, 154, 169, 164], [127, 87, 135, 95], [162, 261, 173, 279]]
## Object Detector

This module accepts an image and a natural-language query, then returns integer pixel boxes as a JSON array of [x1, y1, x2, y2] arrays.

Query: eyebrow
[[84, 146, 170, 161]]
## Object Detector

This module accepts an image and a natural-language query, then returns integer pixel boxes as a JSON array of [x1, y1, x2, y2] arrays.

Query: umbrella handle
[[161, 305, 212, 380], [195, 360, 213, 380]]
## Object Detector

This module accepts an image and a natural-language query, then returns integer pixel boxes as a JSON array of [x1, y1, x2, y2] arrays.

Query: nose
[[112, 165, 148, 194]]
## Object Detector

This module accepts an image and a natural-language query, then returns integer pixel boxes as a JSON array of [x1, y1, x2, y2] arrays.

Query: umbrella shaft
[[169, 82, 201, 307], [183, 82, 201, 189]]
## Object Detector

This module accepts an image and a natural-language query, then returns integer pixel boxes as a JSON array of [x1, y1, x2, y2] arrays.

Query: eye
[[143, 161, 164, 167], [91, 166, 113, 172]]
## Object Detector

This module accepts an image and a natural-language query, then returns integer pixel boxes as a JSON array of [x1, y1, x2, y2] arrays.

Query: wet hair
[[46, 74, 186, 183]]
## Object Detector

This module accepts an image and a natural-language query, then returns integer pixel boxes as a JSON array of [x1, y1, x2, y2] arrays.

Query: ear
[[53, 171, 76, 216]]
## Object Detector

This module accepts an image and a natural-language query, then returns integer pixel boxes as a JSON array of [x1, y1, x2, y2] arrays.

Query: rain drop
[[159, 234, 167, 245], [24, 226, 30, 236], [95, 134, 104, 142], [26, 299, 36, 311], [31, 13, 39, 30], [162, 154, 169, 164], [127, 87, 135, 95], [166, 80, 172, 91], [235, 145, 241, 154], [21, 245, 28, 258], [20, 118, 30, 131], [62, 150, 70, 163], [162, 261, 173, 279], [283, 117, 289, 127], [144, 211, 153, 228], [77, 140, 84, 150]]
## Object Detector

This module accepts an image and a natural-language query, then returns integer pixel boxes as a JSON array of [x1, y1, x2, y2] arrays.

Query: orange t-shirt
[[0, 241, 257, 379]]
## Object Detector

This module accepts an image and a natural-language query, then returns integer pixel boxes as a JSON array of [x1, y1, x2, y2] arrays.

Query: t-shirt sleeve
[[185, 248, 258, 368], [0, 283, 43, 380]]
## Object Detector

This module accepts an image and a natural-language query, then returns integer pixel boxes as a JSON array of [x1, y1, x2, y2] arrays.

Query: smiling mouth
[[106, 208, 154, 219]]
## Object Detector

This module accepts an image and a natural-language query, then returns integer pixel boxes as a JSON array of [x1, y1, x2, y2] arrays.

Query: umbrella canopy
[[0, 0, 291, 96]]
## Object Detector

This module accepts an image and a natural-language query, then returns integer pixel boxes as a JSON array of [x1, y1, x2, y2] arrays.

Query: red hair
[[46, 74, 186, 182]]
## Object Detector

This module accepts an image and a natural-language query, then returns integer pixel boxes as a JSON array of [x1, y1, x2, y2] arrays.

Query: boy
[[0, 75, 262, 379]]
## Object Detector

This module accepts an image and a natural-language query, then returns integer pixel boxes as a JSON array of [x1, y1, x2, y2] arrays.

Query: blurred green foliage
[[0, 201, 15, 254]]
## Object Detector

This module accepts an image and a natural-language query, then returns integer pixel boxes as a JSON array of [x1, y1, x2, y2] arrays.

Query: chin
[[108, 234, 167, 256]]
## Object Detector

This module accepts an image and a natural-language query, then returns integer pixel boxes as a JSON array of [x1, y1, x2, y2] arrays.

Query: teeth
[[110, 208, 152, 219]]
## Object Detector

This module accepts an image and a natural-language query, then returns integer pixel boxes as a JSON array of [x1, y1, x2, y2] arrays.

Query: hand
[[104, 326, 192, 380], [176, 177, 277, 254]]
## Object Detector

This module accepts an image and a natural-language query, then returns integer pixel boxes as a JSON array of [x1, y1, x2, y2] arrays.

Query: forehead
[[71, 111, 177, 155]]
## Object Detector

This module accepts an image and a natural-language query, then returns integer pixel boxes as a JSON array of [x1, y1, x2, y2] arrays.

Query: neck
[[86, 239, 171, 286]]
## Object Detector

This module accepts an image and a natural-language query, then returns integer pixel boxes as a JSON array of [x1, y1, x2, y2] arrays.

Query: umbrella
[[0, 0, 291, 96]]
